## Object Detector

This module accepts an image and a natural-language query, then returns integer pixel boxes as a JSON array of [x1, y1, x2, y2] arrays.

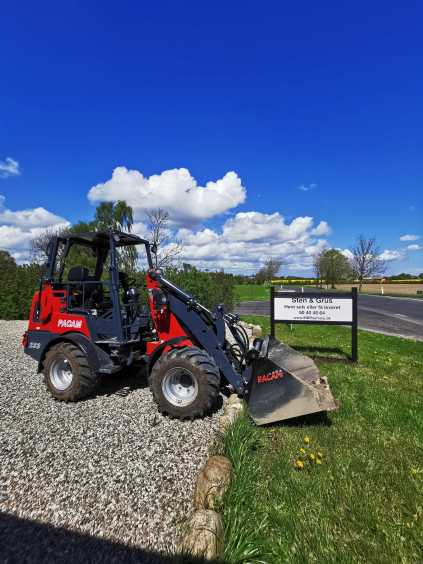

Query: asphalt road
[[235, 292, 423, 341]]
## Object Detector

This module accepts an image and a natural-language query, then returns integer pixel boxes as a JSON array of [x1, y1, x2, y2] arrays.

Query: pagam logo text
[[57, 319, 83, 329]]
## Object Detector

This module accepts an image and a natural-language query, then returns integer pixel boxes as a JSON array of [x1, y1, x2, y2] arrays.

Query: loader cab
[[42, 230, 153, 343]]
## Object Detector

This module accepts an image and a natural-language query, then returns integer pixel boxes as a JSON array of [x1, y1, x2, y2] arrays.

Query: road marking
[[360, 294, 423, 303]]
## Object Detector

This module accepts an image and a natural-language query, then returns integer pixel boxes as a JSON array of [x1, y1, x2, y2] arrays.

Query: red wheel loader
[[22, 230, 337, 424]]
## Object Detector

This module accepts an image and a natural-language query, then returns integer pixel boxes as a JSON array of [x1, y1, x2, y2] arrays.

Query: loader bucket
[[247, 337, 337, 425]]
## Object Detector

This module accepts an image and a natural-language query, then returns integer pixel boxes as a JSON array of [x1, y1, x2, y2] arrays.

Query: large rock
[[219, 394, 245, 431], [179, 509, 224, 559], [226, 393, 242, 406], [224, 395, 244, 417], [252, 324, 263, 338], [194, 455, 232, 510]]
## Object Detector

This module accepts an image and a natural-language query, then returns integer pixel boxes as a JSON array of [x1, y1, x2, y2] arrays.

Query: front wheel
[[43, 342, 99, 401], [149, 347, 220, 419]]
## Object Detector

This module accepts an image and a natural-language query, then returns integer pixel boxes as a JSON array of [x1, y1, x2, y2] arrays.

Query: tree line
[[251, 236, 396, 291], [313, 236, 386, 290]]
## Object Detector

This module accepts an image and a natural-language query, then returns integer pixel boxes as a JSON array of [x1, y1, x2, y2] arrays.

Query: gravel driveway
[[0, 321, 222, 562]]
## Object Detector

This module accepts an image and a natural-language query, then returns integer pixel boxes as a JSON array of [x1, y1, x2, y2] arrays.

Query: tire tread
[[43, 341, 99, 402], [149, 346, 220, 419]]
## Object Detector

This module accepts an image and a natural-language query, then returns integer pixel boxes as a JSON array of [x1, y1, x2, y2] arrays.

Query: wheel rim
[[162, 367, 198, 407], [50, 356, 73, 391]]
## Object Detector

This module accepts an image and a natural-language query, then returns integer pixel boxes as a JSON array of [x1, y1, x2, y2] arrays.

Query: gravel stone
[[0, 321, 223, 558]]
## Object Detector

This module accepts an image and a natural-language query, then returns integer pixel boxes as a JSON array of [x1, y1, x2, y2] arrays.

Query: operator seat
[[67, 266, 89, 308], [68, 266, 89, 283], [67, 266, 103, 308]]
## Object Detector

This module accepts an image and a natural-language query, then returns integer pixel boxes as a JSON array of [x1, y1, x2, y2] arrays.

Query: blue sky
[[1, 0, 422, 274]]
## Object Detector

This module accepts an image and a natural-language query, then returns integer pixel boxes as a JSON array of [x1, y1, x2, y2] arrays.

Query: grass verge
[[234, 284, 269, 302], [220, 319, 423, 563]]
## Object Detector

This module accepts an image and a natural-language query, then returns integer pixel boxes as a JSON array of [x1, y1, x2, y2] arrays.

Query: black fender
[[147, 335, 191, 370], [25, 331, 116, 374]]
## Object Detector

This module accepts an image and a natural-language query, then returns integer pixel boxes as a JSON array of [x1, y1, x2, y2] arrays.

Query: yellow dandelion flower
[[304, 436, 311, 444], [295, 459, 304, 470], [300, 448, 306, 454], [309, 453, 316, 461]]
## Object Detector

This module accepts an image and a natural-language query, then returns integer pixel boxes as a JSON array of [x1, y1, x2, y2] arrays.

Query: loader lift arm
[[149, 270, 249, 394]]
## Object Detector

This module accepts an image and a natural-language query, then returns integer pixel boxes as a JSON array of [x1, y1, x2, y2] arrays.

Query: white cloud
[[0, 195, 67, 228], [88, 167, 246, 225], [297, 183, 317, 192], [0, 157, 21, 178], [407, 244, 421, 251], [173, 212, 330, 273], [340, 249, 354, 260], [0, 196, 69, 262], [311, 221, 331, 236], [0, 223, 68, 263], [87, 167, 333, 273], [0, 225, 35, 250], [400, 234, 419, 241], [379, 249, 404, 261], [221, 212, 313, 243], [132, 221, 150, 239], [0, 164, 332, 272]]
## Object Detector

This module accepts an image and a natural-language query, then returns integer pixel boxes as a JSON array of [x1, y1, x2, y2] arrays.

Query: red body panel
[[25, 274, 193, 359], [145, 273, 193, 354], [27, 283, 90, 338]]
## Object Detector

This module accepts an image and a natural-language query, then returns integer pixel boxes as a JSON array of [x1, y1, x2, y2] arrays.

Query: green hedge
[[132, 267, 235, 312], [0, 264, 235, 321], [0, 263, 42, 320]]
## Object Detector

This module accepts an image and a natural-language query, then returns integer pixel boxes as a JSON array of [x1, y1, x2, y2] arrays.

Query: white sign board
[[274, 295, 353, 323]]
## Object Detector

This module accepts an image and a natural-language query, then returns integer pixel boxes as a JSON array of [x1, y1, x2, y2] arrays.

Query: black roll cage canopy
[[36, 230, 155, 340], [45, 230, 154, 282]]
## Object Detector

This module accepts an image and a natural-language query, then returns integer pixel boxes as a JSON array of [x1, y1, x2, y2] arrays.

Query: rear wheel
[[43, 342, 99, 401], [149, 347, 220, 419]]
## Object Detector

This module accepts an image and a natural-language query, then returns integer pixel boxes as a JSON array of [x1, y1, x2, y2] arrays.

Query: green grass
[[220, 318, 423, 564], [234, 284, 269, 302]]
